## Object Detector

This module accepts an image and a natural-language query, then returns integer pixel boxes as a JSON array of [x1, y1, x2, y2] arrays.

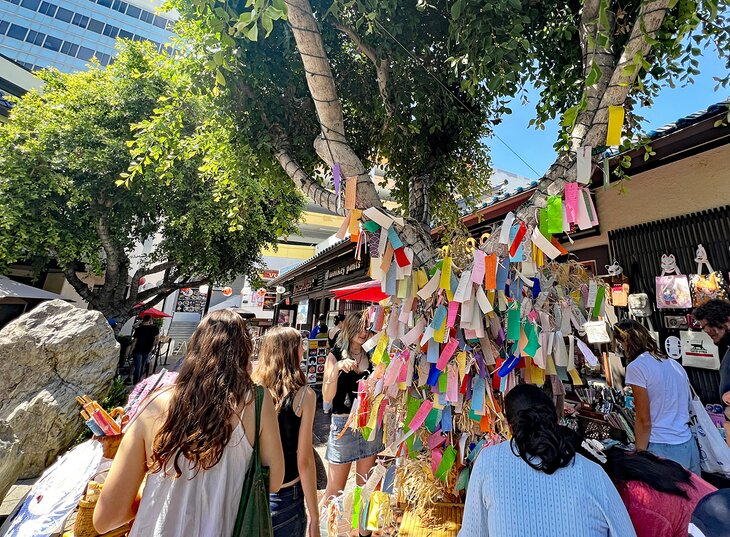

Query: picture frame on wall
[[579, 260, 597, 277]]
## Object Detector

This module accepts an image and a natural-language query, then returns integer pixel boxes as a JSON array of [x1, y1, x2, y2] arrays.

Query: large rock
[[0, 299, 119, 496]]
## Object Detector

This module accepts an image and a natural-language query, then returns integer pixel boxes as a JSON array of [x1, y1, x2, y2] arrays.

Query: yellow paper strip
[[349, 208, 362, 236], [606, 105, 625, 146], [416, 268, 428, 289], [457, 351, 467, 381], [568, 368, 584, 386], [546, 354, 557, 376], [440, 257, 452, 290]]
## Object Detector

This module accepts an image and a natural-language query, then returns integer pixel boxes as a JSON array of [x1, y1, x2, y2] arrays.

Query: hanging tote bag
[[689, 389, 730, 477], [233, 385, 273, 537], [655, 254, 692, 309], [689, 244, 729, 307]]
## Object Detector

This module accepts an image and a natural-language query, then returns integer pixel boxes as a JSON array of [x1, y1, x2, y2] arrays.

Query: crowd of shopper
[[91, 302, 730, 537]]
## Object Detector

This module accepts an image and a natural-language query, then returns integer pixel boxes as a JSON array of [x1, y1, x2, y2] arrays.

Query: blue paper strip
[[531, 278, 541, 300], [498, 354, 521, 377], [427, 363, 441, 386], [432, 304, 447, 329], [427, 339, 439, 363], [441, 404, 453, 432], [468, 438, 486, 462], [383, 465, 396, 494], [385, 262, 397, 296], [496, 258, 509, 292], [471, 376, 485, 413], [388, 226, 403, 249]]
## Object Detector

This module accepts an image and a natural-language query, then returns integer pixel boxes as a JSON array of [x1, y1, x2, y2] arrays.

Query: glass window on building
[[102, 24, 118, 38], [0, 21, 9, 35], [125, 4, 140, 18], [19, 0, 40, 10], [153, 15, 166, 28], [72, 13, 89, 28], [87, 18, 104, 33], [97, 0, 112, 6], [26, 30, 46, 45], [55, 6, 72, 22], [7, 24, 28, 41], [43, 34, 62, 51], [60, 40, 76, 56], [39, 1, 56, 15], [98, 52, 110, 66], [77, 46, 94, 60], [112, 0, 126, 12], [118, 28, 133, 39], [9, 0, 20, 5], [139, 10, 153, 23]]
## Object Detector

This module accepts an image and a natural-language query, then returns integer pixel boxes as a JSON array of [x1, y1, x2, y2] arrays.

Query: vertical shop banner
[[680, 330, 720, 370]]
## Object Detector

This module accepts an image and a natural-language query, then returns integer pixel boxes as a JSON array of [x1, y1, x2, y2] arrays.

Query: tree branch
[[63, 264, 95, 304], [128, 276, 208, 308], [285, 0, 382, 210], [333, 22, 394, 125], [95, 212, 122, 301]]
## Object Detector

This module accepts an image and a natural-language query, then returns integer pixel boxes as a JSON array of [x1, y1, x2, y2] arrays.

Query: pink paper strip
[[384, 356, 404, 386], [407, 400, 434, 431], [436, 338, 459, 371], [564, 182, 579, 224], [377, 398, 389, 428], [427, 432, 447, 450], [447, 301, 460, 328], [446, 364, 459, 402], [431, 447, 443, 473], [471, 250, 486, 284]]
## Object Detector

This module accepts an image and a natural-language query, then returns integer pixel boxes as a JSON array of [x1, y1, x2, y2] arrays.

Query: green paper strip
[[583, 190, 596, 222], [352, 486, 362, 529], [435, 445, 457, 481], [361, 426, 372, 440], [539, 208, 551, 242], [592, 286, 606, 319], [404, 395, 421, 432], [456, 467, 470, 491], [524, 323, 541, 358], [425, 408, 442, 433], [547, 195, 563, 234], [438, 370, 448, 393], [469, 408, 481, 422], [507, 302, 522, 341], [362, 220, 381, 233]]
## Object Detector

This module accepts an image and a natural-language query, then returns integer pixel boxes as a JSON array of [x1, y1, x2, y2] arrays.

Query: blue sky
[[489, 51, 729, 181]]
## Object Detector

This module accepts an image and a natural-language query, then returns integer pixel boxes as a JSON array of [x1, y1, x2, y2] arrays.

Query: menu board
[[175, 288, 206, 313], [301, 338, 328, 384]]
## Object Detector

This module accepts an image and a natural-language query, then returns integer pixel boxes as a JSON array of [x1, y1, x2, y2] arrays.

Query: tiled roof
[[646, 102, 728, 140]]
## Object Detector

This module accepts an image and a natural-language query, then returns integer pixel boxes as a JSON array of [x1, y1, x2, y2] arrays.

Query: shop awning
[[0, 276, 68, 301], [331, 280, 388, 303]]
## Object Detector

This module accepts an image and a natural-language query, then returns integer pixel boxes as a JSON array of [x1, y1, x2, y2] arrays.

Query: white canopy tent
[[0, 276, 67, 301]]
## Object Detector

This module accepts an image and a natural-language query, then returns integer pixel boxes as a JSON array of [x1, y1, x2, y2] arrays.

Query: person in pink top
[[603, 447, 716, 537]]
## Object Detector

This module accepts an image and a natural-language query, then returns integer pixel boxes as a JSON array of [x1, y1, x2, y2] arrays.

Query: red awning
[[137, 307, 172, 318], [331, 281, 388, 303]]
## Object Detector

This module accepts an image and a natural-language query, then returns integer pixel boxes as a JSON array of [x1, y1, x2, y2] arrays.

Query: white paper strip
[[475, 286, 493, 314], [554, 332, 568, 367], [364, 207, 393, 229], [417, 269, 441, 300], [531, 227, 562, 260], [577, 145, 592, 185], [472, 305, 485, 338], [576, 338, 599, 367], [401, 319, 426, 347], [378, 227, 389, 257], [587, 280, 598, 310], [499, 212, 515, 244], [363, 331, 383, 353], [453, 270, 473, 303], [567, 335, 576, 371]]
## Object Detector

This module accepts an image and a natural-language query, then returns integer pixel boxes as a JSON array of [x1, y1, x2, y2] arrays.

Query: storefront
[[269, 239, 374, 331]]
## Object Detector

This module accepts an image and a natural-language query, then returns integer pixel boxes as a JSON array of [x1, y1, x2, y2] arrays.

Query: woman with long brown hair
[[616, 319, 700, 473], [253, 327, 319, 537], [322, 311, 383, 537], [93, 309, 284, 536]]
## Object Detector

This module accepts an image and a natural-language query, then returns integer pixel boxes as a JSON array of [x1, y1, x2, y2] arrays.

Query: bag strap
[[253, 385, 264, 466]]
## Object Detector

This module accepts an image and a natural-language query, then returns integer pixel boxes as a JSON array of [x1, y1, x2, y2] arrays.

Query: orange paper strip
[[349, 208, 362, 241], [345, 176, 357, 210], [484, 254, 497, 290], [381, 243, 395, 273]]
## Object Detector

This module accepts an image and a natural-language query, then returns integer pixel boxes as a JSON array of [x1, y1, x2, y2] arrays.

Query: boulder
[[0, 299, 119, 492], [0, 420, 21, 501]]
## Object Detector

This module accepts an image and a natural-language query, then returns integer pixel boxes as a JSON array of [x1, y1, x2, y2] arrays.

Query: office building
[[0, 0, 174, 73]]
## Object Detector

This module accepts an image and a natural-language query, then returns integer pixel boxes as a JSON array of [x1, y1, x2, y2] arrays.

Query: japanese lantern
[[222, 286, 234, 297], [181, 288, 193, 297]]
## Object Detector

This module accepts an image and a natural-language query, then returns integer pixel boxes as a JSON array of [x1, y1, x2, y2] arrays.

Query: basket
[[398, 503, 464, 537], [74, 481, 132, 537], [577, 414, 628, 443], [94, 434, 123, 459]]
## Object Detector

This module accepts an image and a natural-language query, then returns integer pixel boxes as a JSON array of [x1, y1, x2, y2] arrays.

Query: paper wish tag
[[583, 321, 610, 344], [575, 338, 599, 367]]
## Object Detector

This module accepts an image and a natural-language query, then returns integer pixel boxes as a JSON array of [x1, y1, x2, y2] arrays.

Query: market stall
[[317, 180, 730, 535]]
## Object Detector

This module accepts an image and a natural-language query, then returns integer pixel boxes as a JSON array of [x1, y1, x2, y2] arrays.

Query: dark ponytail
[[604, 447, 694, 499], [505, 384, 576, 475]]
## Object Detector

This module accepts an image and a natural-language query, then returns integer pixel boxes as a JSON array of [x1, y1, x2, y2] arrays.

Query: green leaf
[[585, 61, 601, 87], [261, 12, 273, 37], [215, 69, 226, 86], [245, 23, 259, 41], [451, 0, 464, 20]]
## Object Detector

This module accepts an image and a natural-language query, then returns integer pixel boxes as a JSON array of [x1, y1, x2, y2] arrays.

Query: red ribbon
[[509, 221, 527, 258]]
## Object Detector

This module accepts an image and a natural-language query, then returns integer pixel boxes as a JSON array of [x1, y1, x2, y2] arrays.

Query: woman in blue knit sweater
[[460, 384, 636, 537]]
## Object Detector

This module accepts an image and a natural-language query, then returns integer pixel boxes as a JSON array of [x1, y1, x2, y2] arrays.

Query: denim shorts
[[325, 414, 384, 464], [648, 436, 701, 475], [270, 481, 306, 537]]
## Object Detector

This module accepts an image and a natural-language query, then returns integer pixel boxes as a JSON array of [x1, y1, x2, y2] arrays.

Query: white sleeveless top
[[129, 422, 253, 537]]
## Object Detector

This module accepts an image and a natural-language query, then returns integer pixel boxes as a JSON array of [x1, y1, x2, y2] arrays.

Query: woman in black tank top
[[254, 327, 319, 537], [321, 312, 384, 537]]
